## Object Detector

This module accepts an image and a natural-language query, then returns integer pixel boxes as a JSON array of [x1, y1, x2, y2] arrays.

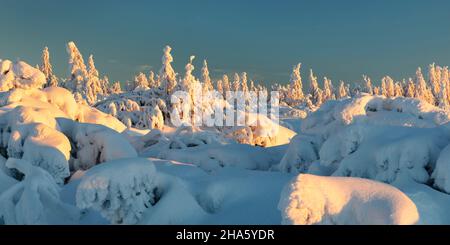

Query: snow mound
[[9, 123, 71, 185], [328, 124, 449, 184], [0, 87, 126, 132], [57, 118, 137, 171], [432, 144, 450, 193], [77, 104, 127, 132], [0, 158, 78, 224], [279, 174, 419, 225], [139, 126, 285, 172], [138, 125, 228, 152], [0, 60, 46, 92], [277, 134, 322, 173], [76, 158, 158, 224]]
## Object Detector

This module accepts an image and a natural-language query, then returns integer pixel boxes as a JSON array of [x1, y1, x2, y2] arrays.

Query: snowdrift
[[279, 174, 419, 225]]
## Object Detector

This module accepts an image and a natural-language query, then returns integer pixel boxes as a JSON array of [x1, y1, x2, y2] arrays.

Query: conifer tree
[[222, 74, 231, 93], [323, 77, 334, 101], [41, 46, 58, 87], [159, 46, 177, 96], [201, 60, 213, 92], [337, 80, 348, 99], [309, 69, 323, 106], [362, 75, 373, 95], [289, 63, 304, 101], [233, 73, 240, 92], [110, 81, 122, 94]]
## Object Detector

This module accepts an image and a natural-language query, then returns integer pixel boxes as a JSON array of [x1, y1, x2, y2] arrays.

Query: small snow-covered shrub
[[9, 123, 71, 185], [76, 104, 127, 133], [96, 90, 169, 130], [138, 125, 229, 153], [277, 134, 322, 173], [0, 156, 17, 194], [57, 118, 137, 171], [432, 144, 450, 193], [278, 174, 419, 225], [76, 158, 158, 224], [0, 60, 46, 92], [0, 158, 78, 224], [224, 112, 296, 147]]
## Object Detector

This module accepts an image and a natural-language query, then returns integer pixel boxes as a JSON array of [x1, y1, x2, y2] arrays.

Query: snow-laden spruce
[[278, 174, 419, 225], [76, 158, 158, 224]]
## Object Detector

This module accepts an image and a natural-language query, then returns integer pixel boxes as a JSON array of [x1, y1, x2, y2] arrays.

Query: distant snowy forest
[[1, 42, 450, 225]]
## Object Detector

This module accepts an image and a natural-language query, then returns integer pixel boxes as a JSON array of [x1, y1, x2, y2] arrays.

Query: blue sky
[[1, 0, 450, 86]]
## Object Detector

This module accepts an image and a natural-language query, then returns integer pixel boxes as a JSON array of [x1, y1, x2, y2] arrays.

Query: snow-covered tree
[[405, 78, 416, 98], [337, 80, 348, 99], [216, 79, 223, 95], [85, 55, 104, 104], [289, 63, 304, 102], [40, 47, 58, 87], [232, 73, 240, 92], [309, 69, 323, 106], [394, 82, 404, 97], [110, 81, 122, 94], [439, 66, 450, 108], [66, 41, 88, 92], [362, 75, 373, 95], [180, 56, 196, 92], [100, 76, 110, 96], [381, 76, 395, 98], [222, 74, 231, 93], [241, 72, 249, 94], [148, 71, 158, 89], [373, 86, 380, 95], [109, 102, 118, 117], [415, 67, 434, 104], [381, 78, 388, 97], [438, 78, 449, 109], [159, 46, 177, 96], [250, 80, 256, 92], [201, 60, 213, 92], [428, 63, 441, 99], [133, 72, 149, 91], [323, 77, 335, 101]]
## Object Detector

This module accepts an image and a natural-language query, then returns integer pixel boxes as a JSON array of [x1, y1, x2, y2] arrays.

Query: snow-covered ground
[[2, 52, 450, 225]]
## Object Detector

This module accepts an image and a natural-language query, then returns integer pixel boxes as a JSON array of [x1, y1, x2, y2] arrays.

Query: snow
[[301, 95, 450, 139], [76, 158, 157, 224], [3, 52, 450, 225], [0, 158, 78, 224], [432, 144, 450, 193], [0, 60, 46, 92], [279, 174, 419, 225], [56, 118, 137, 171]]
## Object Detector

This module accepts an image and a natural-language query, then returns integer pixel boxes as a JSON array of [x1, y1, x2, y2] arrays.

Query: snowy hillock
[[279, 174, 419, 225]]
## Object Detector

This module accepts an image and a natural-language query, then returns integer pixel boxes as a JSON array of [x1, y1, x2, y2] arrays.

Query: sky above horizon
[[1, 0, 450, 86]]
